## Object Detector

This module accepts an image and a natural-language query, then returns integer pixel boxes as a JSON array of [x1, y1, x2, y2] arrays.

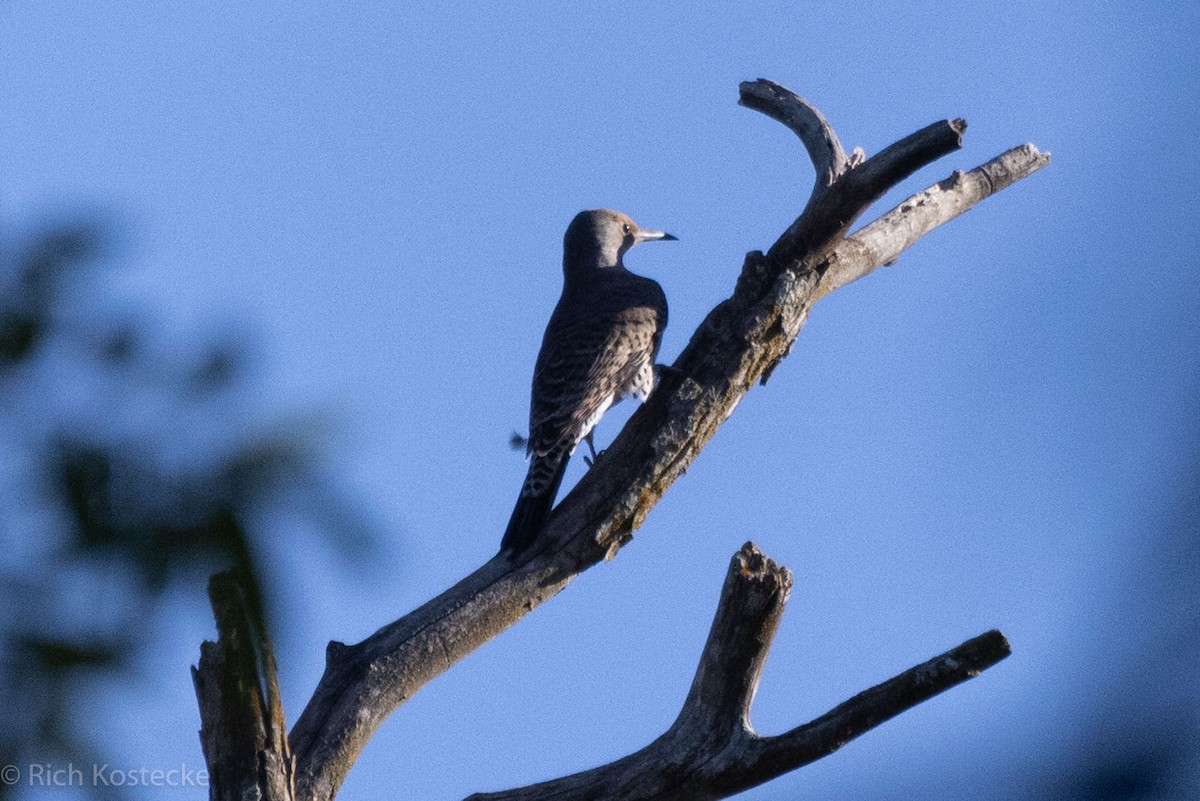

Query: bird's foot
[[582, 433, 602, 468]]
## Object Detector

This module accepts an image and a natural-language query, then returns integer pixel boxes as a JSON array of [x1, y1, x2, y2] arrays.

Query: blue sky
[[3, 2, 1198, 799]]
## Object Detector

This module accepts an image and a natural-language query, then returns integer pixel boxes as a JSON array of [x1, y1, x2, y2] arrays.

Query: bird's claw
[[583, 433, 601, 467]]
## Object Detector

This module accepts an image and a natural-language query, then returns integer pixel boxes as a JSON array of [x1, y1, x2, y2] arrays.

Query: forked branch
[[217, 79, 1051, 801], [467, 544, 1011, 801]]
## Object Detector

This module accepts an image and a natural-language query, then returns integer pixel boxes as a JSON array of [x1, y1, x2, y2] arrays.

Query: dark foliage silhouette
[[0, 213, 377, 799]]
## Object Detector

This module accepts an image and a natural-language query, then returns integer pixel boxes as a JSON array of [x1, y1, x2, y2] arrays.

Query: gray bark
[[196, 79, 1049, 801], [465, 544, 1010, 801]]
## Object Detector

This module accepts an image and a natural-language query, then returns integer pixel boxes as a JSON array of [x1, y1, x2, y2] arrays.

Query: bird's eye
[[622, 223, 631, 236]]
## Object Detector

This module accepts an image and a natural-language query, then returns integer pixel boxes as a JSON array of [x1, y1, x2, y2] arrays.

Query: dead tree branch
[[817, 143, 1051, 300], [265, 79, 1049, 800], [737, 79, 861, 195], [466, 543, 1011, 801], [193, 570, 295, 801]]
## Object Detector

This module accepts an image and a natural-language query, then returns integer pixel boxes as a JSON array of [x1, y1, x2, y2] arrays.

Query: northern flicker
[[501, 209, 675, 556]]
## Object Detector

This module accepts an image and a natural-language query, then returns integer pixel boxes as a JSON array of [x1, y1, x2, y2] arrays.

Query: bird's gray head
[[563, 209, 676, 275]]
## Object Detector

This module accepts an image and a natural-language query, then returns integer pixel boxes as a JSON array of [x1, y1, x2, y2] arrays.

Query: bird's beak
[[635, 228, 678, 243]]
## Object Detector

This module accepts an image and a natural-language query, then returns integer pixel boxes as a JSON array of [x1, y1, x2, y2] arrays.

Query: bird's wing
[[528, 304, 662, 458]]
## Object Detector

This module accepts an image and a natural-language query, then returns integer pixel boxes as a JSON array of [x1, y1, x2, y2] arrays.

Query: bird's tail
[[500, 454, 569, 556]]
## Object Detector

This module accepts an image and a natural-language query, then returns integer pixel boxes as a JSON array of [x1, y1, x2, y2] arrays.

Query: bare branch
[[748, 629, 1011, 780], [737, 79, 852, 195], [464, 544, 1011, 801], [816, 143, 1052, 300], [290, 555, 567, 801], [764, 117, 967, 271], [286, 83, 1048, 800], [675, 543, 791, 737], [738, 76, 965, 274], [193, 571, 295, 801]]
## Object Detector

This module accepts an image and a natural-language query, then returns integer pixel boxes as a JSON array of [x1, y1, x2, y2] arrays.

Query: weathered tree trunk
[[193, 571, 295, 801]]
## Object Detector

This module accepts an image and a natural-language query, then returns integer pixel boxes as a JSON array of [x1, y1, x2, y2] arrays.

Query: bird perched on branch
[[501, 209, 675, 556]]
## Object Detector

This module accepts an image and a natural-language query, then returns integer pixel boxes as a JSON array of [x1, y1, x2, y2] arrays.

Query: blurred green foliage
[[0, 214, 378, 799]]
